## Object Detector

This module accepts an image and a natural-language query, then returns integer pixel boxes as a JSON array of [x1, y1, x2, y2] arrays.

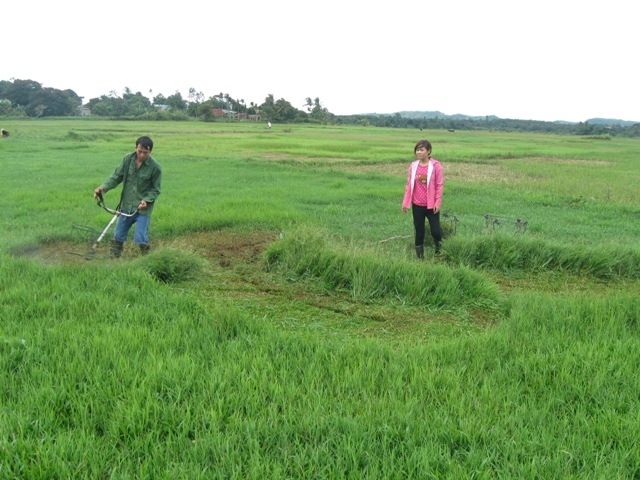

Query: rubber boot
[[139, 243, 151, 256], [434, 241, 442, 255], [110, 239, 124, 259], [415, 245, 424, 259]]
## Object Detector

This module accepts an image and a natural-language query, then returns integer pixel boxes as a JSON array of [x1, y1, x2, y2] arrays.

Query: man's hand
[[138, 200, 148, 210], [93, 187, 104, 199]]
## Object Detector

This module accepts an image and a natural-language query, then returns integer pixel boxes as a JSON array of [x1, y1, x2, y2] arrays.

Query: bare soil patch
[[10, 229, 279, 266]]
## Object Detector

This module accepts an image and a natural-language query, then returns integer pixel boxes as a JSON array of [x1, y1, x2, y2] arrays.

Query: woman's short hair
[[414, 139, 432, 154]]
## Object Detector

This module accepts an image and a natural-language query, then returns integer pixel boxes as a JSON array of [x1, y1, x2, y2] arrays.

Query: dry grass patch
[[257, 153, 604, 186], [259, 153, 349, 165], [520, 156, 611, 166], [444, 162, 522, 183]]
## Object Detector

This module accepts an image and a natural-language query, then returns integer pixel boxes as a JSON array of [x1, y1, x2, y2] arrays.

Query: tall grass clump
[[446, 234, 640, 279], [136, 248, 205, 283], [265, 228, 504, 311]]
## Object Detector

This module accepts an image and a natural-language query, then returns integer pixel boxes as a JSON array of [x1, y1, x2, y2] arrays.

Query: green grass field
[[1, 119, 639, 478]]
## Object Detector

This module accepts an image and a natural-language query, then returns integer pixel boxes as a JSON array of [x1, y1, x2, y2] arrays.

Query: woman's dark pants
[[412, 204, 442, 255]]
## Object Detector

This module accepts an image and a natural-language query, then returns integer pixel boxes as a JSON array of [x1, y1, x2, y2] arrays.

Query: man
[[94, 136, 162, 258]]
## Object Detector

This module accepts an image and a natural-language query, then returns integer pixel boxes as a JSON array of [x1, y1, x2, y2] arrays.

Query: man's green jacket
[[101, 152, 162, 215]]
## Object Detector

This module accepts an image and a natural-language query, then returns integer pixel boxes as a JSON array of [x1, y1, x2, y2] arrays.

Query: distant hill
[[364, 111, 638, 126], [396, 111, 501, 121], [584, 118, 639, 127], [365, 111, 499, 121]]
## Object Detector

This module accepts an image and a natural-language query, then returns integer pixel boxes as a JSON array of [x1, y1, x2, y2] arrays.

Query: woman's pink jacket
[[402, 159, 444, 210]]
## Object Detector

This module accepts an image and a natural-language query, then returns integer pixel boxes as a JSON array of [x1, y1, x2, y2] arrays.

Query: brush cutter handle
[[95, 192, 138, 218]]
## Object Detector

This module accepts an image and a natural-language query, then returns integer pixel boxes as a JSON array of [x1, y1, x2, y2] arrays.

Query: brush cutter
[[68, 193, 138, 260]]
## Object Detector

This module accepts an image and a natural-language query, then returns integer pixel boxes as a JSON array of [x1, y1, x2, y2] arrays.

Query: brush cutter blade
[[72, 224, 101, 240], [66, 225, 108, 260], [66, 248, 105, 260], [66, 241, 111, 260]]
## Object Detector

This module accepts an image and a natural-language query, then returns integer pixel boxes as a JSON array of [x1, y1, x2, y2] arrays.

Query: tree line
[[0, 79, 82, 117], [336, 113, 640, 137], [1, 78, 638, 137], [0, 79, 332, 125]]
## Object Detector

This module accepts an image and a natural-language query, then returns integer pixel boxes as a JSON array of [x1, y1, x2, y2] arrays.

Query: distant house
[[79, 106, 91, 116], [212, 108, 235, 118], [212, 109, 261, 121]]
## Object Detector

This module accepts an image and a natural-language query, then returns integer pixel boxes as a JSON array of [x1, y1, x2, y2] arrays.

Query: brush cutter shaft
[[91, 214, 119, 252], [88, 193, 139, 254]]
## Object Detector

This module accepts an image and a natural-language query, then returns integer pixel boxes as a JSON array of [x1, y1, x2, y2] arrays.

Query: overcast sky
[[2, 0, 637, 122]]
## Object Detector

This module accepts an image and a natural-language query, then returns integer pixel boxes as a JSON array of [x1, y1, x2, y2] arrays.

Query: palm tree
[[304, 97, 313, 112]]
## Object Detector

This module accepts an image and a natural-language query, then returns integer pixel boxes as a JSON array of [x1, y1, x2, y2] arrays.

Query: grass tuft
[[136, 248, 205, 283], [446, 234, 640, 279]]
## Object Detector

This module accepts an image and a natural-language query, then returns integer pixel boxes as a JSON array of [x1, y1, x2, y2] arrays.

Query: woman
[[402, 139, 444, 258]]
